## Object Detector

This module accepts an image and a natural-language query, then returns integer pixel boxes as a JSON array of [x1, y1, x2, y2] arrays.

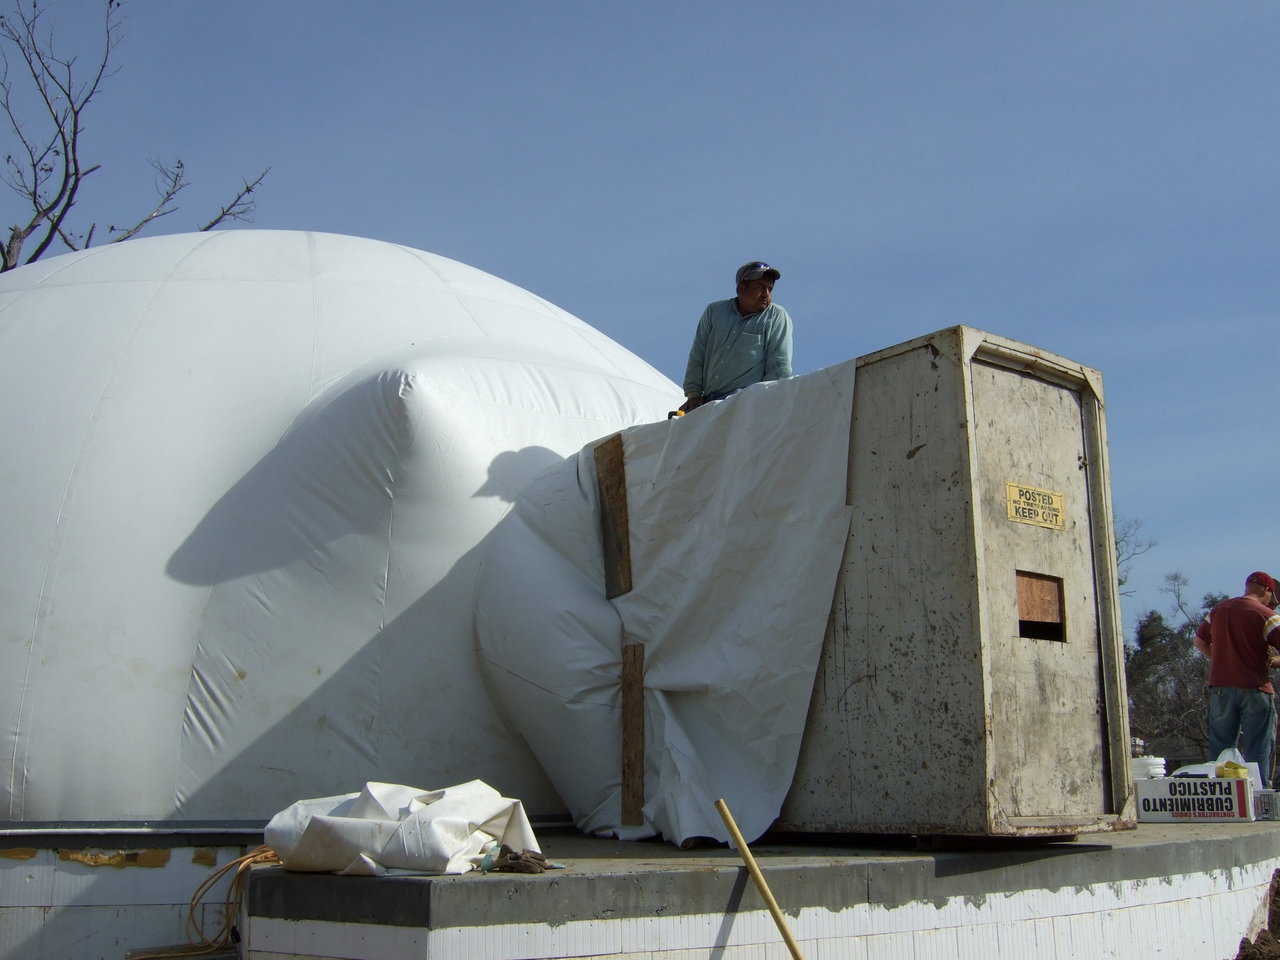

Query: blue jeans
[[1208, 686, 1276, 787]]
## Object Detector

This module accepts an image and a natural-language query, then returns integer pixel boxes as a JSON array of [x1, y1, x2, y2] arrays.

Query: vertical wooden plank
[[1082, 393, 1134, 820], [621, 643, 645, 825], [595, 433, 642, 823], [593, 433, 632, 599]]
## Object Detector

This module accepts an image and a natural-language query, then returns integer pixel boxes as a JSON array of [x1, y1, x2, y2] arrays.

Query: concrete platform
[[245, 821, 1280, 959]]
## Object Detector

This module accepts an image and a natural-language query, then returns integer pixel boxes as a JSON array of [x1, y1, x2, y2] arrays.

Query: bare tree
[[1162, 571, 1204, 627], [1114, 515, 1155, 596], [0, 0, 268, 271]]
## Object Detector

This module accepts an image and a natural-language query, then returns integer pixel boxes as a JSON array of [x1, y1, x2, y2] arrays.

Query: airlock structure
[[782, 326, 1134, 836], [479, 325, 1134, 844]]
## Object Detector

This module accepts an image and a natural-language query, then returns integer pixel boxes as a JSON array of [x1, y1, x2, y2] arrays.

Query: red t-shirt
[[1197, 595, 1280, 693]]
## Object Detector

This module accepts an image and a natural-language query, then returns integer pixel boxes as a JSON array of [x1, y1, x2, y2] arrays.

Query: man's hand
[[679, 395, 705, 413]]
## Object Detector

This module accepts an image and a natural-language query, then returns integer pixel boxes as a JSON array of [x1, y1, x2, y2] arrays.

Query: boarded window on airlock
[[1016, 570, 1065, 641]]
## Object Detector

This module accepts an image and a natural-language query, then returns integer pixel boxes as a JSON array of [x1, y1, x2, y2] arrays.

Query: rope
[[130, 845, 280, 960]]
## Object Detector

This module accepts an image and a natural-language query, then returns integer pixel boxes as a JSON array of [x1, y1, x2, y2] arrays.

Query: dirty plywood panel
[[1016, 571, 1064, 625], [969, 359, 1108, 821], [782, 331, 989, 833]]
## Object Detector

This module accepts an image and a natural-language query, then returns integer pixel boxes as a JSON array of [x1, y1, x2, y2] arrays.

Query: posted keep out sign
[[1006, 483, 1065, 531]]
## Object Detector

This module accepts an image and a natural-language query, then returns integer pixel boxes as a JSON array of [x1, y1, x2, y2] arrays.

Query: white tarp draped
[[265, 780, 539, 876], [0, 231, 678, 823], [476, 362, 856, 844]]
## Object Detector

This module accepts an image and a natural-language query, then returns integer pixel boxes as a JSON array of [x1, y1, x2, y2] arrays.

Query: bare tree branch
[[0, 0, 269, 271], [107, 158, 186, 244], [1160, 571, 1200, 630], [1113, 515, 1155, 596], [1114, 516, 1155, 568], [55, 219, 87, 250], [0, 0, 118, 268], [197, 166, 270, 232]]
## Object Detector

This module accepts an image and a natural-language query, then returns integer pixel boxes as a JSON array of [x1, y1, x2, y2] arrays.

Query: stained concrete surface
[[249, 821, 1280, 930]]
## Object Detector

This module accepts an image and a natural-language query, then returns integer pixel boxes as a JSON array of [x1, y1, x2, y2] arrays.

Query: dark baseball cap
[[1246, 571, 1278, 593], [735, 260, 781, 285]]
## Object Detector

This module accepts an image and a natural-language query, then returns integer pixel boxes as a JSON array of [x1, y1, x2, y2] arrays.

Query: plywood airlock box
[[779, 326, 1135, 837]]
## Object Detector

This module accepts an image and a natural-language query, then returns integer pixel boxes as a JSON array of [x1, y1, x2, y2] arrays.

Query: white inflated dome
[[0, 230, 678, 823]]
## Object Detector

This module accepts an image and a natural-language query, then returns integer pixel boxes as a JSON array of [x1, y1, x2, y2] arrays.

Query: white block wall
[[242, 857, 1278, 960], [0, 845, 245, 960]]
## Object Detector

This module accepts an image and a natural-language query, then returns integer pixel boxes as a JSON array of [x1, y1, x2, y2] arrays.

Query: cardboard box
[[1135, 777, 1253, 822]]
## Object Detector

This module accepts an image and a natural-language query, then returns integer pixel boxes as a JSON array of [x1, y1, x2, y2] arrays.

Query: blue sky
[[12, 0, 1279, 630]]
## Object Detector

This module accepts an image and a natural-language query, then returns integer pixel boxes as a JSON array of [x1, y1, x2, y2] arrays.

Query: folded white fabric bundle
[[265, 779, 540, 876]]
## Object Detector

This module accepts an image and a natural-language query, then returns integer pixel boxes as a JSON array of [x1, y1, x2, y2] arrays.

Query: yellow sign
[[1006, 483, 1065, 530]]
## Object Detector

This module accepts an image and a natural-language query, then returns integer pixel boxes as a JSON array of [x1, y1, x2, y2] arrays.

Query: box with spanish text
[[1135, 777, 1254, 822]]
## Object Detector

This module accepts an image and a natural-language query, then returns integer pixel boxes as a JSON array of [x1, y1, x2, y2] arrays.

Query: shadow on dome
[[164, 480, 569, 823], [165, 370, 418, 586], [158, 375, 578, 820], [474, 447, 562, 502]]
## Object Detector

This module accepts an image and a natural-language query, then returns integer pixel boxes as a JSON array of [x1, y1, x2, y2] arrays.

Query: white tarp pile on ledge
[[265, 780, 539, 875], [476, 361, 857, 845]]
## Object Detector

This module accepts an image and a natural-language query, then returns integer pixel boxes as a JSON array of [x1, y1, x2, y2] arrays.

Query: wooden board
[[621, 643, 645, 825], [1016, 570, 1064, 623], [593, 433, 632, 599]]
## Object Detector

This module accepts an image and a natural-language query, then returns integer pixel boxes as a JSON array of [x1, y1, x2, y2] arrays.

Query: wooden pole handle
[[715, 798, 805, 960]]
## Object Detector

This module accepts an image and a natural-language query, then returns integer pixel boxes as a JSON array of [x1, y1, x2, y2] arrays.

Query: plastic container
[[1130, 756, 1166, 779]]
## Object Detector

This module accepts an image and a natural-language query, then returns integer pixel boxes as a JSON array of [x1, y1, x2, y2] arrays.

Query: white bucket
[[1130, 756, 1166, 779]]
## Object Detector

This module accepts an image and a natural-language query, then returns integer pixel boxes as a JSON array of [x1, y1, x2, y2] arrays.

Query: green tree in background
[[1125, 573, 1227, 762]]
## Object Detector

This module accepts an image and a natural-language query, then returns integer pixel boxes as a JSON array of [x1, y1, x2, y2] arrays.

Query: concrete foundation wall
[[243, 858, 1277, 960], [0, 839, 248, 960], [244, 822, 1280, 960]]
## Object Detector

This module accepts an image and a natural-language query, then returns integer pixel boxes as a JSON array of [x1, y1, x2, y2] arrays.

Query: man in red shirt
[[1194, 571, 1280, 786]]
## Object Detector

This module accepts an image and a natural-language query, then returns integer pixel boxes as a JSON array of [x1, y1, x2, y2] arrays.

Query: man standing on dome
[[1193, 571, 1280, 786], [679, 260, 793, 413]]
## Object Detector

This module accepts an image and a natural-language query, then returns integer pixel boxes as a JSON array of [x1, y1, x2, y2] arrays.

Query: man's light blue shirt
[[682, 299, 793, 399]]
